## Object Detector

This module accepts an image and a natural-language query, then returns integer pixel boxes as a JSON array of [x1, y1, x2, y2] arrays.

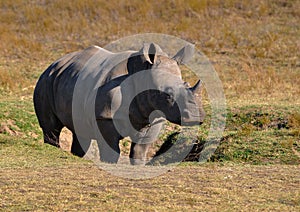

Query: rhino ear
[[140, 43, 166, 64], [172, 44, 195, 65]]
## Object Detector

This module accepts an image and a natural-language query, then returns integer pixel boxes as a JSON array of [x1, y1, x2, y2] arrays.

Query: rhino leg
[[39, 112, 63, 148], [129, 143, 151, 165], [43, 127, 62, 148], [34, 83, 63, 147], [97, 138, 120, 163], [129, 123, 163, 165], [71, 134, 91, 157], [97, 120, 122, 163]]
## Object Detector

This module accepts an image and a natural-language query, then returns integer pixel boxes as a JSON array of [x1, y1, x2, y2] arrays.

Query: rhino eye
[[184, 82, 191, 87]]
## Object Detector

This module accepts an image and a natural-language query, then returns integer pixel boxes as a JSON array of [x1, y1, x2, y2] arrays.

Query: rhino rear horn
[[172, 44, 195, 65], [189, 80, 202, 94], [141, 43, 167, 64]]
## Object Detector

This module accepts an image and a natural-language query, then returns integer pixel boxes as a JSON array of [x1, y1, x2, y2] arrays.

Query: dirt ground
[[0, 163, 299, 211]]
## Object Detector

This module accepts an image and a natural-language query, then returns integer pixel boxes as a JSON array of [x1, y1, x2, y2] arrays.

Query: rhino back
[[35, 45, 134, 134]]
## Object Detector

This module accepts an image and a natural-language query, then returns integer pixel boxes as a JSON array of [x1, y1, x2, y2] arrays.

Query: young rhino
[[33, 43, 205, 165]]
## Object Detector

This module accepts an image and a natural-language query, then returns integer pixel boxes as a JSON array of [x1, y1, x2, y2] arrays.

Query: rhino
[[33, 43, 205, 165]]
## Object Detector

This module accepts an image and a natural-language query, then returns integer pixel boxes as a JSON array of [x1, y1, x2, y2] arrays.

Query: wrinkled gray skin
[[34, 43, 205, 165]]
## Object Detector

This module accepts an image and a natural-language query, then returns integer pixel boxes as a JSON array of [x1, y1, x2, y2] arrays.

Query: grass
[[211, 105, 300, 164], [0, 123, 299, 210], [1, 163, 299, 211], [0, 0, 300, 210], [0, 0, 299, 102]]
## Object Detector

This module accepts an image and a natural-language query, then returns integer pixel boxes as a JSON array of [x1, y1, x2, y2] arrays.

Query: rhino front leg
[[129, 143, 151, 165], [71, 134, 91, 157], [97, 138, 120, 163], [129, 123, 163, 165], [96, 120, 122, 163]]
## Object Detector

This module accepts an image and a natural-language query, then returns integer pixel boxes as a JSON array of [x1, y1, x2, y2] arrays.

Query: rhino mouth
[[180, 109, 204, 126], [181, 117, 203, 126], [169, 116, 203, 126], [181, 119, 203, 126]]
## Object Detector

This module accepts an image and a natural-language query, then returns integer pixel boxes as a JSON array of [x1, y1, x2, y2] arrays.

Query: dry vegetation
[[1, 163, 299, 211], [0, 0, 300, 210], [0, 0, 299, 102]]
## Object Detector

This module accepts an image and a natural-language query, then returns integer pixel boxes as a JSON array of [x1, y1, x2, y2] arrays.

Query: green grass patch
[[1, 97, 299, 166], [0, 98, 87, 168], [211, 130, 300, 165], [208, 105, 300, 164], [0, 134, 85, 168]]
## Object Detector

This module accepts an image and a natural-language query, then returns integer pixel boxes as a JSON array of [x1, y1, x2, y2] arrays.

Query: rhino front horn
[[189, 80, 202, 94]]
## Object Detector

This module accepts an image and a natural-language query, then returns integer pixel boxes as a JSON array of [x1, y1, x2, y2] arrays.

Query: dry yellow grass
[[0, 0, 299, 104], [1, 163, 299, 211]]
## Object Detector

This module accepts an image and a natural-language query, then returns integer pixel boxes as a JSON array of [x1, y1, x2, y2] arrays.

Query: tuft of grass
[[288, 112, 300, 137], [288, 112, 300, 129]]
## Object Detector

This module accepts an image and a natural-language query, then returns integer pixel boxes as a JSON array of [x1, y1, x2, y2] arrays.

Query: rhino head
[[96, 43, 206, 165], [127, 43, 205, 129]]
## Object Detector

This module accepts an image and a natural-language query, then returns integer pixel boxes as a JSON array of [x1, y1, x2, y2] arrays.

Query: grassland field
[[0, 0, 299, 211]]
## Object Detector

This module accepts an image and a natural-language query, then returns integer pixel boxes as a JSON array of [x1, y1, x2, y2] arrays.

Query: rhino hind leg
[[43, 130, 61, 147], [41, 116, 63, 148], [34, 85, 63, 147], [71, 134, 91, 157]]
